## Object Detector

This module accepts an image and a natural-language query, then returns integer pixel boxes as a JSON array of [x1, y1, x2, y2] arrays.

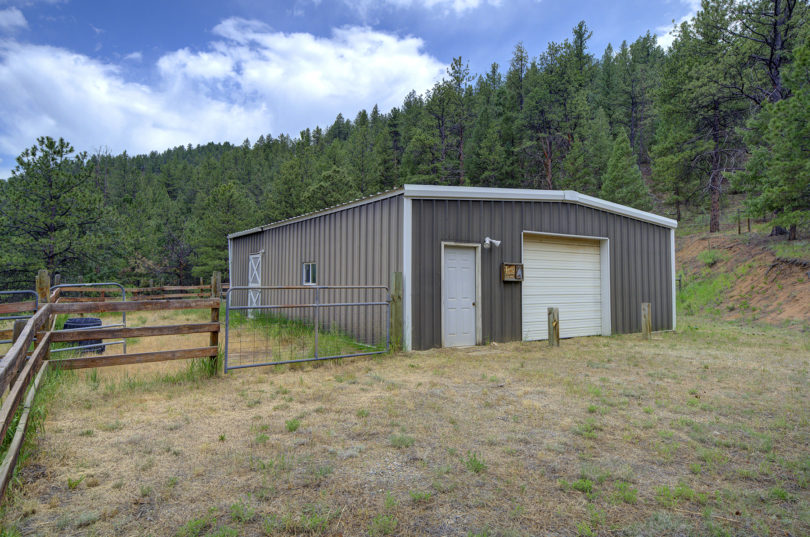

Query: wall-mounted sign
[[501, 263, 524, 282]]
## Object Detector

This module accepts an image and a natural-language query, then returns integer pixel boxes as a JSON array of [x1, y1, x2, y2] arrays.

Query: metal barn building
[[228, 185, 677, 351]]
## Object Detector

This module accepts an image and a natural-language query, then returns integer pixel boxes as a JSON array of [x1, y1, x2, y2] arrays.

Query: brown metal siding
[[411, 199, 673, 350], [229, 195, 404, 341]]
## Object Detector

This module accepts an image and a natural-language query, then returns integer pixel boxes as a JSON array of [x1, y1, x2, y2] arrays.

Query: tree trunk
[[709, 102, 722, 233], [540, 138, 553, 190], [789, 224, 797, 241], [458, 125, 465, 185], [709, 174, 721, 233]]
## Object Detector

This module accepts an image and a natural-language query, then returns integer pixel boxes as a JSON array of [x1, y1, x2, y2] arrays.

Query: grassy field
[[1, 312, 809, 536]]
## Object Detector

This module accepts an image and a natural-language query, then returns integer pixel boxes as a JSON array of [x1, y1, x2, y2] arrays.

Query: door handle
[[472, 301, 476, 306]]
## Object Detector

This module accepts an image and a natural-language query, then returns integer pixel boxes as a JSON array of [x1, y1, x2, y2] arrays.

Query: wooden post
[[35, 269, 51, 361], [53, 273, 61, 286], [737, 210, 741, 234], [641, 303, 652, 340], [11, 319, 28, 383], [747, 218, 751, 232], [390, 272, 403, 351], [35, 269, 50, 307], [548, 307, 559, 347], [11, 320, 25, 345], [210, 272, 222, 369]]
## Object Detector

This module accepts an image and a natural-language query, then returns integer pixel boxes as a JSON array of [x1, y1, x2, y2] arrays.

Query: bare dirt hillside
[[677, 232, 810, 325]]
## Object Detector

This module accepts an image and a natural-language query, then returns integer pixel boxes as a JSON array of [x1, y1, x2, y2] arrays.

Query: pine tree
[[0, 136, 121, 287], [304, 166, 361, 210], [600, 130, 652, 210], [734, 33, 810, 239], [190, 182, 257, 279], [561, 108, 612, 195]]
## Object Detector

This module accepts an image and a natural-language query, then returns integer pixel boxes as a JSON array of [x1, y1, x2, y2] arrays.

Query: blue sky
[[0, 0, 699, 178]]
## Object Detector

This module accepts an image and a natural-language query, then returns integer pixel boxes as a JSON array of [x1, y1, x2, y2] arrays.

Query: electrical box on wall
[[501, 263, 524, 282]]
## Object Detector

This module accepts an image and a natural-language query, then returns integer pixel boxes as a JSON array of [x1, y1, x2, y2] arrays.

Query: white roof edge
[[227, 188, 405, 239], [403, 185, 677, 228], [229, 184, 677, 239]]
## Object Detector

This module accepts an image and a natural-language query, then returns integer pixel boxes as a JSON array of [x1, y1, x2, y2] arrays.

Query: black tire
[[63, 317, 105, 354]]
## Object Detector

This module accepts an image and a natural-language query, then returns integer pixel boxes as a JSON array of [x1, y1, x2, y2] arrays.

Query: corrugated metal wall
[[411, 199, 673, 350], [229, 195, 404, 344]]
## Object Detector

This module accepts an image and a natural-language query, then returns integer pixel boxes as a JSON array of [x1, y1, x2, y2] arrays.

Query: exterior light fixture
[[483, 237, 501, 249]]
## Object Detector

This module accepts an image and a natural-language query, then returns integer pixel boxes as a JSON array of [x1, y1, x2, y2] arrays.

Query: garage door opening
[[521, 232, 611, 340]]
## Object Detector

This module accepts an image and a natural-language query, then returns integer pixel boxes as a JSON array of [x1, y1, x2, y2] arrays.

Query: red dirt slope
[[677, 233, 810, 325]]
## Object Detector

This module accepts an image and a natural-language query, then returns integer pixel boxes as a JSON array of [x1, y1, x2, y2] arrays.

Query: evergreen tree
[[600, 130, 652, 210], [189, 182, 257, 279], [561, 108, 612, 195], [735, 31, 810, 239], [0, 136, 121, 287], [304, 166, 362, 210]]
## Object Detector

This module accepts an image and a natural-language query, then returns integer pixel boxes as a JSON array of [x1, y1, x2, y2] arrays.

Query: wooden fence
[[48, 283, 229, 302], [0, 271, 223, 498]]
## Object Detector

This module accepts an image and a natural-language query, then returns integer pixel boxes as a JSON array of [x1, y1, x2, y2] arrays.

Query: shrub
[[285, 419, 300, 433], [465, 452, 487, 473]]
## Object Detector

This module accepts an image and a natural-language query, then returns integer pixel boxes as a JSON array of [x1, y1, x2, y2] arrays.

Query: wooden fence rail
[[0, 271, 223, 500], [0, 302, 37, 316], [51, 298, 220, 314]]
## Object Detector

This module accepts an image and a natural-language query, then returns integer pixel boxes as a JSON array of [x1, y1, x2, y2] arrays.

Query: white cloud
[[343, 0, 501, 18], [656, 0, 700, 49], [123, 51, 142, 62], [0, 20, 445, 177], [0, 7, 27, 31]]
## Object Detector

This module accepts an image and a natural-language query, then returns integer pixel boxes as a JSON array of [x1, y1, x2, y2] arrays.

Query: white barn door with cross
[[248, 253, 262, 318]]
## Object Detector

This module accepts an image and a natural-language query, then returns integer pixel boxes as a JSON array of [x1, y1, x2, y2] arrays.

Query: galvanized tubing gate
[[224, 285, 390, 371], [0, 291, 39, 344], [49, 282, 127, 355]]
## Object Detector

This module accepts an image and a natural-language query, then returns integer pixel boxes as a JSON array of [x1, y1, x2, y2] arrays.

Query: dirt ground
[[1, 310, 808, 537], [677, 232, 810, 325]]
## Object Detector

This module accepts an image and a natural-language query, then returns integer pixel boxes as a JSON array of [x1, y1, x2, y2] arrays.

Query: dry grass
[[1, 312, 809, 536]]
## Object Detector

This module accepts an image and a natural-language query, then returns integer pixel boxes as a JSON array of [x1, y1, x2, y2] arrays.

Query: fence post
[[36, 270, 49, 307], [314, 287, 319, 359], [641, 303, 652, 340], [35, 269, 51, 360], [210, 272, 221, 369], [390, 272, 403, 351], [548, 307, 559, 347], [11, 319, 25, 345]]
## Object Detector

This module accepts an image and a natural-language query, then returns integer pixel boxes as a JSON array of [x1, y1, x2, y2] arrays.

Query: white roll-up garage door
[[522, 234, 603, 340]]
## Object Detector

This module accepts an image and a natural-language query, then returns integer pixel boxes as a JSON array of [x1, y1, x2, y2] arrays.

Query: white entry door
[[248, 253, 262, 316], [443, 246, 477, 347]]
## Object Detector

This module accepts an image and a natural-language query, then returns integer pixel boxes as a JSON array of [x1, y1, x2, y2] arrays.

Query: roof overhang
[[402, 185, 678, 228], [227, 188, 405, 239], [228, 184, 677, 239]]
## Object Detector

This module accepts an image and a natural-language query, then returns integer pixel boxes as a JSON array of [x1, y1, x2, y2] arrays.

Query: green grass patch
[[285, 418, 301, 432], [464, 452, 487, 473], [390, 434, 414, 448], [768, 239, 810, 261], [228, 310, 385, 361]]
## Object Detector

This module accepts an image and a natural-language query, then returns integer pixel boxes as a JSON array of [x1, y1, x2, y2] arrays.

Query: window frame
[[302, 262, 317, 286]]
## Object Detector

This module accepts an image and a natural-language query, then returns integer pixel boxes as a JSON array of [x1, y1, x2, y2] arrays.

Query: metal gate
[[0, 290, 39, 344], [49, 282, 127, 355], [224, 285, 390, 371]]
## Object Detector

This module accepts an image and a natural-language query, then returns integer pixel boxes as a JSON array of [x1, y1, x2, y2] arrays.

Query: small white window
[[302, 262, 317, 285]]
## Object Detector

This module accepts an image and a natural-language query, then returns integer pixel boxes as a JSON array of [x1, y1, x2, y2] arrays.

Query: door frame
[[520, 231, 611, 337], [248, 252, 263, 317], [440, 241, 482, 347]]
